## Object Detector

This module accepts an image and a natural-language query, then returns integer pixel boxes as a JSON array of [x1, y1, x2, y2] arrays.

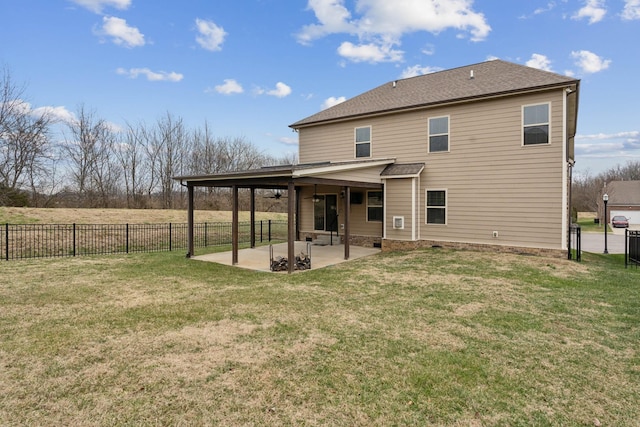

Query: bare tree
[[190, 121, 226, 209], [62, 105, 120, 207], [218, 136, 268, 172], [0, 67, 55, 206], [115, 121, 151, 208], [276, 151, 299, 166], [147, 112, 190, 209]]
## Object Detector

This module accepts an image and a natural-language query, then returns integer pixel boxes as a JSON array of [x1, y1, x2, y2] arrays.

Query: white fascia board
[[292, 159, 395, 178]]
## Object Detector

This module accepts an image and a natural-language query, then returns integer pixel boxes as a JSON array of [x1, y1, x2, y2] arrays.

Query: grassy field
[[576, 217, 609, 233], [1, 244, 639, 425], [0, 207, 286, 224]]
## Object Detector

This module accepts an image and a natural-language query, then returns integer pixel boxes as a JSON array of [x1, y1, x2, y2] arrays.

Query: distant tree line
[[0, 67, 295, 211], [572, 161, 640, 219]]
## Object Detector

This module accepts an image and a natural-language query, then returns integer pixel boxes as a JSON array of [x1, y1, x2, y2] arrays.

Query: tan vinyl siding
[[298, 186, 383, 237], [298, 88, 568, 249], [385, 178, 416, 241], [421, 91, 565, 249]]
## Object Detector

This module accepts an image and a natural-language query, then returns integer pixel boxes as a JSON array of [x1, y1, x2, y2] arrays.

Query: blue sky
[[1, 0, 639, 176]]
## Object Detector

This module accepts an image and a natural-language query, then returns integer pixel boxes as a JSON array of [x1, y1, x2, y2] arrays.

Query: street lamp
[[603, 193, 609, 254]]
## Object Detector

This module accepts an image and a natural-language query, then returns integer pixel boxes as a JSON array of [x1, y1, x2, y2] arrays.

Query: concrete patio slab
[[192, 242, 381, 272]]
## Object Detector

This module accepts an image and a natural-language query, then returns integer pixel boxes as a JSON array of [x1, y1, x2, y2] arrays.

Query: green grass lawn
[[576, 217, 609, 233], [1, 249, 639, 426]]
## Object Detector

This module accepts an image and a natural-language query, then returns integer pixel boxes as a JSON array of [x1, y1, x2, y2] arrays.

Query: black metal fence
[[0, 220, 288, 261], [568, 224, 581, 262], [625, 229, 639, 268]]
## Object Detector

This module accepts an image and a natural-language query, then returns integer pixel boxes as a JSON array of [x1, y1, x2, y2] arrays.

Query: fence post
[[4, 223, 8, 261], [169, 223, 172, 252], [73, 223, 76, 257], [260, 220, 263, 243], [204, 222, 208, 247], [268, 220, 272, 242], [126, 223, 129, 254]]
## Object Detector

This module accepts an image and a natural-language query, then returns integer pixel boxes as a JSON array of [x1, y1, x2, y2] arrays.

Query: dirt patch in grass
[[1, 249, 638, 426]]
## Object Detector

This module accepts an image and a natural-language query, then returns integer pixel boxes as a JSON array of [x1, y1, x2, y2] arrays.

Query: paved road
[[579, 227, 629, 254]]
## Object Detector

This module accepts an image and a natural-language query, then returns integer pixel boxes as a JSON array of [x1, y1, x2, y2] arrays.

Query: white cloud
[[572, 0, 607, 24], [69, 0, 130, 14], [400, 64, 442, 78], [255, 82, 292, 98], [571, 50, 611, 73], [97, 16, 145, 48], [577, 131, 640, 141], [534, 2, 557, 15], [195, 18, 227, 51], [116, 67, 183, 82], [212, 79, 244, 95], [4, 101, 76, 124], [622, 0, 640, 20], [296, 0, 490, 63], [575, 131, 640, 159], [526, 53, 553, 71], [32, 105, 76, 123], [279, 136, 299, 146], [297, 0, 356, 45], [421, 43, 435, 56], [337, 41, 403, 63], [321, 96, 346, 110], [2, 99, 31, 116]]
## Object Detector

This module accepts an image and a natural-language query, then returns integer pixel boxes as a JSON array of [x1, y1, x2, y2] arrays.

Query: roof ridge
[[291, 60, 579, 129]]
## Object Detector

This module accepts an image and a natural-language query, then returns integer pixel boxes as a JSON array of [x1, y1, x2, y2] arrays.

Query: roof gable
[[291, 59, 579, 128]]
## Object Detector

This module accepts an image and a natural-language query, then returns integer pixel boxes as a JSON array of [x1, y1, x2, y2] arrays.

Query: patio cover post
[[288, 180, 295, 274], [232, 185, 239, 265], [187, 184, 194, 258], [296, 186, 301, 241], [344, 186, 350, 260], [250, 187, 256, 248]]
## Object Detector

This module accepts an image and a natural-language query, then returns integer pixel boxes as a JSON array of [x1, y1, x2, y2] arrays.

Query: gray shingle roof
[[290, 59, 578, 128], [608, 181, 640, 205], [380, 163, 425, 177]]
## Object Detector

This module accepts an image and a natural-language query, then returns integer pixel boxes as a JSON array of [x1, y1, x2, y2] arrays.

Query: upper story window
[[355, 126, 371, 158], [426, 189, 447, 225], [367, 190, 383, 222], [523, 103, 550, 145], [428, 116, 449, 152]]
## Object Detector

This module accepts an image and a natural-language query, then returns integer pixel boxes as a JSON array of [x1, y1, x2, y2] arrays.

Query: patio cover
[[173, 158, 395, 273]]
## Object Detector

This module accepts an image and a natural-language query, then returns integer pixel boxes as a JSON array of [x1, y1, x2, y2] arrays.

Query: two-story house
[[176, 59, 580, 271]]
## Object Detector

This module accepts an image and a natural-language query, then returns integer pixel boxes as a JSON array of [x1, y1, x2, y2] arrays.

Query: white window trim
[[425, 188, 447, 225], [366, 189, 383, 223], [354, 125, 372, 158], [428, 115, 450, 153], [522, 102, 551, 146]]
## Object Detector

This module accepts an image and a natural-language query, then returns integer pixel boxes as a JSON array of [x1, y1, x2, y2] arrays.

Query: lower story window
[[367, 190, 383, 222], [426, 189, 446, 224]]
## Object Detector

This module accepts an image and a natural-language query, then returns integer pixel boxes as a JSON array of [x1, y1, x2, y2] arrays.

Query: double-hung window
[[355, 126, 371, 158], [523, 103, 550, 145], [426, 190, 446, 224], [367, 190, 383, 222], [428, 116, 449, 152]]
